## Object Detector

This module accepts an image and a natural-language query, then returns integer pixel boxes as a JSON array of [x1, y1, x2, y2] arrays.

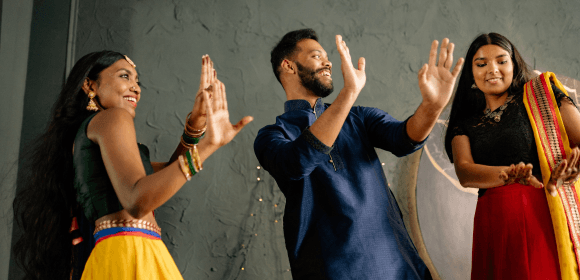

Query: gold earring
[[86, 91, 99, 111]]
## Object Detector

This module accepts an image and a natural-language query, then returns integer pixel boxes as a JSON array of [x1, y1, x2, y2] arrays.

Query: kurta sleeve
[[254, 124, 332, 181], [356, 107, 426, 157]]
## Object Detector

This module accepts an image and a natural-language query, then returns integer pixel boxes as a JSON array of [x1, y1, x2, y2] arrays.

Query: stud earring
[[471, 83, 478, 89], [86, 91, 99, 111]]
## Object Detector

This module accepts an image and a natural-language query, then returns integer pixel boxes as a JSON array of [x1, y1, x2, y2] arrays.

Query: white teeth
[[488, 78, 501, 82], [124, 97, 137, 103]]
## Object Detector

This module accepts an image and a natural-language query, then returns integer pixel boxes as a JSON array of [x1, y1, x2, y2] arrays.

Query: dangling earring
[[471, 83, 478, 89], [86, 91, 99, 111]]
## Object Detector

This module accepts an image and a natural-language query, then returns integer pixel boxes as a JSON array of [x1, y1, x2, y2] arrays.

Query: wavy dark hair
[[271, 28, 318, 84], [444, 33, 534, 162], [12, 50, 125, 279]]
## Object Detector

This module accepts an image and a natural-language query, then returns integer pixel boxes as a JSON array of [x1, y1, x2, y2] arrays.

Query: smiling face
[[472, 44, 514, 96], [85, 58, 141, 117], [292, 39, 334, 97]]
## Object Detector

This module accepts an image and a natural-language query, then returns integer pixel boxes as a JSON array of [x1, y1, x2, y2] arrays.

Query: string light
[[257, 166, 261, 169], [381, 162, 385, 166], [257, 177, 261, 181], [258, 198, 263, 202]]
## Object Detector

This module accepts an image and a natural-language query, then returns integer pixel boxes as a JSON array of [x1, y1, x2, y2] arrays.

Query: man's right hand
[[336, 35, 366, 95]]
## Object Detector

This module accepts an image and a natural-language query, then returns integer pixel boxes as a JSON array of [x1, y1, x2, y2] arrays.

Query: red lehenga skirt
[[471, 183, 561, 280]]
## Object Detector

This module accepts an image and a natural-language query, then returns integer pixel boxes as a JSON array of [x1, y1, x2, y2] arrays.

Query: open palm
[[202, 80, 252, 149], [418, 38, 464, 109]]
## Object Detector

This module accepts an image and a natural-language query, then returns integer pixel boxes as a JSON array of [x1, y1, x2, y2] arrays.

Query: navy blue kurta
[[254, 98, 430, 279]]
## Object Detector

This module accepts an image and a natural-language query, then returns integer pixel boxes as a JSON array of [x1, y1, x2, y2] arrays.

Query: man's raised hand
[[336, 35, 366, 95], [418, 38, 464, 109]]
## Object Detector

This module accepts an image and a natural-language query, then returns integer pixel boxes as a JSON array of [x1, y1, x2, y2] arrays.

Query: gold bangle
[[190, 145, 203, 171], [184, 129, 205, 138], [180, 136, 194, 148], [185, 112, 207, 133], [178, 155, 192, 181]]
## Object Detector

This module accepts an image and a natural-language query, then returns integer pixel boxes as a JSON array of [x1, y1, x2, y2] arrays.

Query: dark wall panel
[[8, 0, 71, 278]]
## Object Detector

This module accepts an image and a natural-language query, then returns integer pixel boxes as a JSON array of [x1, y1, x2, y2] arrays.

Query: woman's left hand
[[189, 54, 216, 129], [418, 38, 464, 110], [199, 79, 253, 155], [546, 147, 580, 196]]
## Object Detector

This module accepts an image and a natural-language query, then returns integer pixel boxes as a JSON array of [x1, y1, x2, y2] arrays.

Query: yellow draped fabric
[[523, 72, 580, 279], [81, 232, 184, 280]]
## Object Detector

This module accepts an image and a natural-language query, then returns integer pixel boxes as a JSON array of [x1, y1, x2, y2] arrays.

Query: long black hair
[[444, 33, 534, 162], [12, 50, 125, 279]]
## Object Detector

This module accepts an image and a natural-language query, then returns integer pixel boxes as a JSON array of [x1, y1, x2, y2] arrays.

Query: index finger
[[336, 35, 351, 62]]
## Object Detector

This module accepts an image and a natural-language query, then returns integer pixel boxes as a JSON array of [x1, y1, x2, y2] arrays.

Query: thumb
[[358, 57, 365, 71], [546, 182, 558, 197], [528, 175, 544, 189], [418, 64, 428, 85], [232, 116, 254, 132]]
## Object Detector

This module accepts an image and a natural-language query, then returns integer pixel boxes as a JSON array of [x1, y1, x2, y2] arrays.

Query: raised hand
[[189, 54, 217, 129], [418, 38, 464, 109], [202, 80, 253, 151], [336, 35, 366, 94], [499, 162, 543, 188], [546, 147, 580, 196]]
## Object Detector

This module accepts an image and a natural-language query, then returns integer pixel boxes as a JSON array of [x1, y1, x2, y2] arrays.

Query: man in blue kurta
[[254, 29, 464, 279]]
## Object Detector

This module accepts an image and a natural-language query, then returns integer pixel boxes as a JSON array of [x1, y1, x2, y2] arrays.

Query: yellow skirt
[[81, 227, 183, 280]]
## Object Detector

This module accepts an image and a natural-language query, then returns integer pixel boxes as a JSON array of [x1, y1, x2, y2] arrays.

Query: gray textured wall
[[4, 0, 580, 279], [0, 1, 33, 280]]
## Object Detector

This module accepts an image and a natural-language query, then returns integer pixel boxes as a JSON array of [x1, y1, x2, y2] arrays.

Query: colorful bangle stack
[[181, 112, 205, 147], [177, 145, 202, 181]]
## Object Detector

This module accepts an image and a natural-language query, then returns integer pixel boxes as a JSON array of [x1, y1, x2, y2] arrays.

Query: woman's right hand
[[546, 147, 580, 196], [197, 79, 253, 160], [499, 162, 543, 188]]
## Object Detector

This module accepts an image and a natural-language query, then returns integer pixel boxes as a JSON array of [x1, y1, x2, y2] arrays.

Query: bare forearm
[[406, 102, 445, 143], [125, 160, 188, 218], [455, 162, 507, 189], [309, 89, 358, 147], [129, 141, 216, 217]]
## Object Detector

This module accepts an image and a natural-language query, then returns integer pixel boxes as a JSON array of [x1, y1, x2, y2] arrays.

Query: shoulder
[[87, 108, 135, 142]]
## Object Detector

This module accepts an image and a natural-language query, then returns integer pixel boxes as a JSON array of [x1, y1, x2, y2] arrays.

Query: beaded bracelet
[[177, 155, 192, 181]]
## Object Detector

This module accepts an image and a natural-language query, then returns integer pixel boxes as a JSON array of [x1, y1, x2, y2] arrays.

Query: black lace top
[[449, 84, 575, 196]]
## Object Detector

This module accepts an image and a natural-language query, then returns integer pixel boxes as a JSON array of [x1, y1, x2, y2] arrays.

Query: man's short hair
[[270, 28, 318, 84]]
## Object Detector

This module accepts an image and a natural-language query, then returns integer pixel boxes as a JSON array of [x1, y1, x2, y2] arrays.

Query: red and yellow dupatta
[[523, 71, 580, 279]]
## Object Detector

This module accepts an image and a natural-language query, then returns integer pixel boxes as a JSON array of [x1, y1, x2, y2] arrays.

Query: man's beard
[[295, 62, 334, 98]]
